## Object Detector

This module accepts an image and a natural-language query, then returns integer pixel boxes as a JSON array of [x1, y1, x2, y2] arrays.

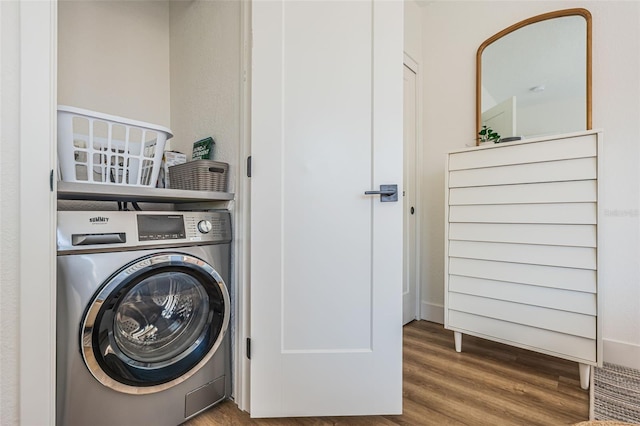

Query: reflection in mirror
[[476, 9, 591, 143]]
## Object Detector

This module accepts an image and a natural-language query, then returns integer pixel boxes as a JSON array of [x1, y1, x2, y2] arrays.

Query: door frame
[[234, 0, 252, 413], [17, 1, 58, 424], [20, 0, 253, 421], [403, 52, 423, 322]]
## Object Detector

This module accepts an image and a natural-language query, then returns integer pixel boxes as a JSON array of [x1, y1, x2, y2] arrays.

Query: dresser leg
[[454, 331, 462, 353], [578, 363, 591, 390]]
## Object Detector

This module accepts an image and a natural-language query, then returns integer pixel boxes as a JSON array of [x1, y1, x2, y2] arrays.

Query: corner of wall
[[421, 301, 444, 324], [603, 339, 640, 370]]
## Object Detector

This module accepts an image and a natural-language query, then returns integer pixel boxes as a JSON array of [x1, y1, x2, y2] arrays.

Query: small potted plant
[[478, 125, 501, 145]]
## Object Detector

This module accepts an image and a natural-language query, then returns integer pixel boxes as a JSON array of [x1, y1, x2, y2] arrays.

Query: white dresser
[[444, 131, 603, 389]]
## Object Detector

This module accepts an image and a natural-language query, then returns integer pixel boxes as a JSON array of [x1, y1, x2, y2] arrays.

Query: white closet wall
[[58, 1, 171, 127], [169, 0, 241, 192]]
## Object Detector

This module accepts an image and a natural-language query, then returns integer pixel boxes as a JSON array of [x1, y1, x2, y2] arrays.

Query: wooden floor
[[184, 320, 589, 425]]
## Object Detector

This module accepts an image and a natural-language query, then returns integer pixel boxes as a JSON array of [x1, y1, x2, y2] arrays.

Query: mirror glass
[[477, 9, 591, 142]]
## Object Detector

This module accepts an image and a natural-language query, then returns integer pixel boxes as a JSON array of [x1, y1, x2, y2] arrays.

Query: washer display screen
[[137, 215, 186, 241]]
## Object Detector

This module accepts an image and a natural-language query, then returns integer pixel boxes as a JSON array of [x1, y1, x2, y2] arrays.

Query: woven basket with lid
[[168, 160, 228, 192]]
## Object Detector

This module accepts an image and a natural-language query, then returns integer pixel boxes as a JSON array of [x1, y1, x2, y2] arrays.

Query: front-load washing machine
[[56, 210, 232, 426]]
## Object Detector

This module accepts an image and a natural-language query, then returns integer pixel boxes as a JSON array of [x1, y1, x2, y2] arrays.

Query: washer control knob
[[197, 220, 213, 234]]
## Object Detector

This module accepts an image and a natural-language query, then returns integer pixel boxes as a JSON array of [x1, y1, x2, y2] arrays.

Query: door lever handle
[[364, 184, 398, 202]]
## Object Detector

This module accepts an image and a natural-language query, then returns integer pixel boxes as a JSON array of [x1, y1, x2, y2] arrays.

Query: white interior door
[[403, 63, 418, 325], [482, 95, 517, 139], [250, 0, 404, 418]]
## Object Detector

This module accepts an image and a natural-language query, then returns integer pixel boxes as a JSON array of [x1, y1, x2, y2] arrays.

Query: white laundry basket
[[57, 106, 173, 186]]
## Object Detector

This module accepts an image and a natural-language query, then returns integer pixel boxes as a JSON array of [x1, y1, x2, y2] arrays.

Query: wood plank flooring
[[184, 320, 589, 425]]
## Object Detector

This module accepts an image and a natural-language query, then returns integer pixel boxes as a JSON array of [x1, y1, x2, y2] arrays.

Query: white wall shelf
[[57, 181, 234, 204]]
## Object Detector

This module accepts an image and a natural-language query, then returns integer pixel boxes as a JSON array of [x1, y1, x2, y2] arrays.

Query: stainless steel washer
[[56, 210, 232, 426]]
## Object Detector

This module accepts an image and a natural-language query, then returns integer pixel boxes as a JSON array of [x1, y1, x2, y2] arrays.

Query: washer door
[[81, 252, 229, 394]]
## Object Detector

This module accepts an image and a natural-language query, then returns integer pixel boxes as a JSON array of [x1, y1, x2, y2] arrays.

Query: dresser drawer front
[[448, 311, 597, 363]]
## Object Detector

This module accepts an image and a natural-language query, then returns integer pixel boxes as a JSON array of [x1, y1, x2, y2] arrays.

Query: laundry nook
[[2, 1, 640, 425]]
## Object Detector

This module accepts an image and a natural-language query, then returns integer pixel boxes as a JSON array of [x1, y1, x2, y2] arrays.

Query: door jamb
[[403, 52, 422, 322], [18, 1, 58, 424], [233, 0, 252, 413]]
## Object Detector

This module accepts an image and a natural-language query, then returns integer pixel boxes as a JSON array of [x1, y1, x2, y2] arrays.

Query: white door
[[482, 95, 517, 139], [250, 0, 404, 418], [403, 63, 418, 325]]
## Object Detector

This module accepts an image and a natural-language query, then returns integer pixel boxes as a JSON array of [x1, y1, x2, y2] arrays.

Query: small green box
[[192, 136, 215, 160]]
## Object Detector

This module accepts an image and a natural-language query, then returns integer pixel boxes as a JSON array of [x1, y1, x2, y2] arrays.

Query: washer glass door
[[114, 271, 209, 364], [82, 252, 229, 394]]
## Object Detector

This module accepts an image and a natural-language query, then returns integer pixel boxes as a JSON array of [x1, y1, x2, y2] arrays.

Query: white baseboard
[[420, 301, 444, 324], [603, 338, 640, 370]]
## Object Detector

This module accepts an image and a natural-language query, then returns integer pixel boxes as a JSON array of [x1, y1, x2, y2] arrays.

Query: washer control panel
[[183, 214, 230, 242], [197, 220, 213, 234], [57, 210, 231, 253], [137, 214, 187, 241]]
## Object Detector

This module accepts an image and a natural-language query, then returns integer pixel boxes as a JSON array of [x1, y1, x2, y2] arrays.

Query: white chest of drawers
[[444, 131, 603, 389]]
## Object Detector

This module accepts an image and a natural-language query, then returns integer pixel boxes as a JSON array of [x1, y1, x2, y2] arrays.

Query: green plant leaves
[[478, 125, 501, 143]]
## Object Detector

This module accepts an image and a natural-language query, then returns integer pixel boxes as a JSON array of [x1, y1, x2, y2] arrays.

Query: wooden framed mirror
[[476, 8, 592, 144]]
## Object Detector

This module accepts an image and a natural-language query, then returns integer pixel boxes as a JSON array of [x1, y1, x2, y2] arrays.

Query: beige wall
[[404, 0, 423, 62], [420, 1, 640, 369], [58, 1, 171, 127], [169, 0, 241, 192]]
